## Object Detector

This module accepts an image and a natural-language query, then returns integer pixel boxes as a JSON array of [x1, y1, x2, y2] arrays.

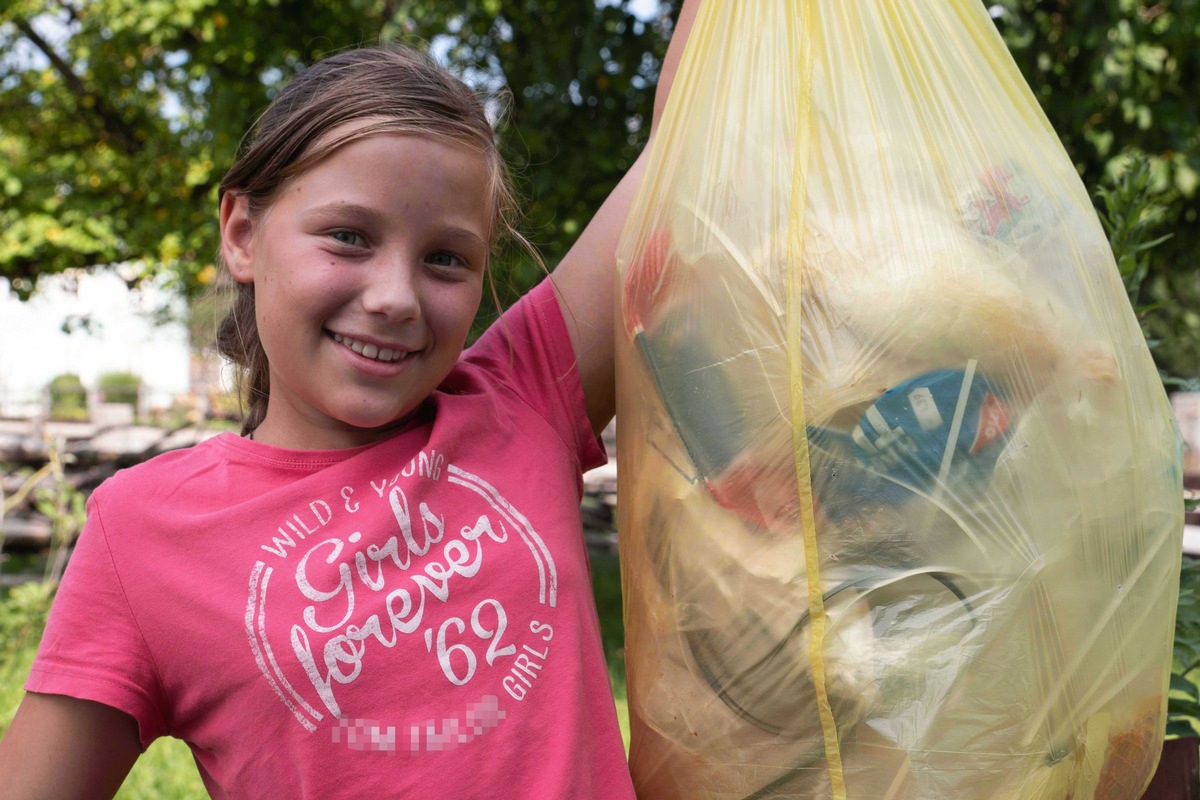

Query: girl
[[0, 3, 698, 797]]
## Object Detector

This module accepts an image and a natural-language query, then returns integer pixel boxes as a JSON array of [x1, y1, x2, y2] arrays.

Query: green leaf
[[1166, 718, 1199, 739], [1171, 673, 1200, 700]]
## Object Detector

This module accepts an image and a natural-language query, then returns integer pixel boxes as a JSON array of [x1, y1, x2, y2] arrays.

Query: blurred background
[[0, 1, 1198, 796], [1, 0, 1198, 413]]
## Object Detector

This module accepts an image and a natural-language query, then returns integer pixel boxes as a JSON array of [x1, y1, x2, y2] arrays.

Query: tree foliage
[[391, 0, 673, 318], [1, 0, 1197, 376], [992, 0, 1200, 378], [0, 0, 673, 304]]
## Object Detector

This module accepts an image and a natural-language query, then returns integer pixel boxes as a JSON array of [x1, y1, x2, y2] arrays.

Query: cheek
[[463, 285, 485, 333], [435, 282, 485, 336], [265, 266, 343, 313]]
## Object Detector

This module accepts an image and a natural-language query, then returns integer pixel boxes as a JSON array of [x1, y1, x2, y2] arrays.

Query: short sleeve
[[26, 491, 168, 748], [460, 278, 606, 473]]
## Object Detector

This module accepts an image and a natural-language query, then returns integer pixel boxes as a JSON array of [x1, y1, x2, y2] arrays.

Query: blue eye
[[331, 230, 366, 247], [427, 251, 462, 268]]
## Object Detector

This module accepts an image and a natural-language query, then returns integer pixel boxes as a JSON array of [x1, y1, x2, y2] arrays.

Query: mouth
[[329, 332, 414, 364]]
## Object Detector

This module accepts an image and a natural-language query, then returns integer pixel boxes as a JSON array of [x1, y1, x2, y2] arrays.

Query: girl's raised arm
[[0, 692, 141, 799], [549, 0, 701, 435]]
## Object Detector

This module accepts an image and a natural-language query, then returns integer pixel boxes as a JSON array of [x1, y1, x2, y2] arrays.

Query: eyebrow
[[301, 202, 383, 225], [437, 226, 489, 252]]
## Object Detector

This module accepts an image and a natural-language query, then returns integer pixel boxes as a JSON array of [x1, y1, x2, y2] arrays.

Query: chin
[[340, 405, 420, 434]]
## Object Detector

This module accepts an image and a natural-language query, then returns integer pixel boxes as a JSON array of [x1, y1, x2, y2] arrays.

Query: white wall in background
[[0, 270, 190, 417]]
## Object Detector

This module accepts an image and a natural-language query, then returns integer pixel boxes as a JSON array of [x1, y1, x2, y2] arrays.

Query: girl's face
[[221, 128, 491, 450]]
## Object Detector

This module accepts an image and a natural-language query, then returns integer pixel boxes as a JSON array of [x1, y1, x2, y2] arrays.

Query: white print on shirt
[[288, 508, 506, 713], [259, 500, 334, 558], [244, 452, 563, 753], [422, 596, 518, 685], [369, 448, 445, 499], [502, 634, 554, 701], [341, 486, 359, 513]]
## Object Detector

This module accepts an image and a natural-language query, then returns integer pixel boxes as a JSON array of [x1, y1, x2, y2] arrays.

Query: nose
[[361, 258, 421, 321]]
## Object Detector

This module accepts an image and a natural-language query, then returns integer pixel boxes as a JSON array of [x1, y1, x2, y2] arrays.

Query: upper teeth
[[332, 333, 405, 363]]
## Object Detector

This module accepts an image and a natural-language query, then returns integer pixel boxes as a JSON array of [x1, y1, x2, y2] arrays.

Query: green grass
[[0, 584, 207, 799], [0, 586, 52, 735], [0, 549, 631, 795], [116, 740, 207, 800]]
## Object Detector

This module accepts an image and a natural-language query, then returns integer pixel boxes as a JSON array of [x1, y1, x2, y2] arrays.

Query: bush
[[1100, 156, 1200, 738], [47, 373, 87, 421], [98, 371, 141, 408], [1169, 558, 1200, 737]]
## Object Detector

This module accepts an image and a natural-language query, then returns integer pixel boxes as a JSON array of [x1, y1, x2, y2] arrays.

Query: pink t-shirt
[[28, 280, 633, 799]]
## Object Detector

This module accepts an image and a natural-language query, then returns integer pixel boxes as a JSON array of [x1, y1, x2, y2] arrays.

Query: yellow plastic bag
[[614, 2, 1184, 798]]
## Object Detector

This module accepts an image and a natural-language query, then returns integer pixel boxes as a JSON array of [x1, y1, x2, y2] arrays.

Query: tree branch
[[12, 16, 142, 156]]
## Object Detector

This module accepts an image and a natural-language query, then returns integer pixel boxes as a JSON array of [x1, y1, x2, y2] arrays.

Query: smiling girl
[[0, 5, 698, 797]]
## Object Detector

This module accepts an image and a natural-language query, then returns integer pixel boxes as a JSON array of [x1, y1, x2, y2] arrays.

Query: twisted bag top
[[614, 2, 1184, 799]]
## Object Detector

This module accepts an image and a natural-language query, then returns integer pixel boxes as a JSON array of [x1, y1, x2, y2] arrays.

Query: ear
[[220, 192, 257, 284]]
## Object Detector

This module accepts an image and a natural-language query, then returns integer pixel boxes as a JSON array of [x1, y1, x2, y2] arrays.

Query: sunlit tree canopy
[[1, 0, 1196, 373]]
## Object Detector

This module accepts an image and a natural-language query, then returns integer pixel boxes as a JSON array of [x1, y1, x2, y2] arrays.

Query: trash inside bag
[[614, 2, 1184, 798]]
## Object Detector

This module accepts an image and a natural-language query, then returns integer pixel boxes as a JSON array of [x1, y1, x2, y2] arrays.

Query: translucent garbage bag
[[613, 2, 1184, 798]]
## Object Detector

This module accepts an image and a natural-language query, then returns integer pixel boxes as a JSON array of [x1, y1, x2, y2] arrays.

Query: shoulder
[[435, 279, 605, 472], [92, 432, 239, 509], [443, 278, 575, 394]]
